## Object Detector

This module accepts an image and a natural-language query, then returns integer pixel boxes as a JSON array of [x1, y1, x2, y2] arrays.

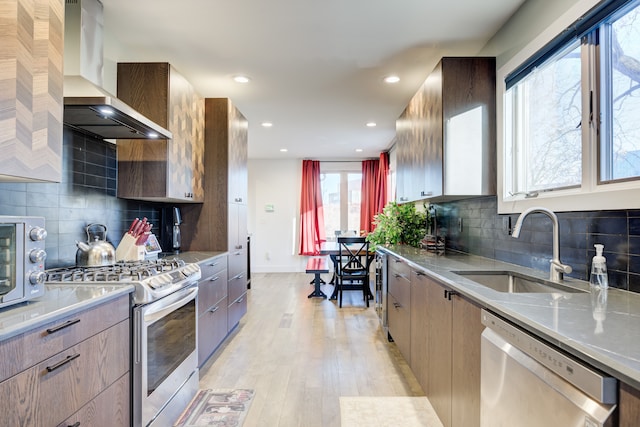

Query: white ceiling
[[100, 0, 525, 160]]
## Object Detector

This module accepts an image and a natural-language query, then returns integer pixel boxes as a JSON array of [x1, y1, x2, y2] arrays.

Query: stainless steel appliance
[[46, 258, 201, 427], [374, 251, 388, 335], [0, 216, 47, 308], [481, 310, 617, 427], [172, 207, 182, 252]]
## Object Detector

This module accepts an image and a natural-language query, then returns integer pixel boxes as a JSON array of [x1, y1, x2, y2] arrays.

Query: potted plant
[[366, 201, 430, 249]]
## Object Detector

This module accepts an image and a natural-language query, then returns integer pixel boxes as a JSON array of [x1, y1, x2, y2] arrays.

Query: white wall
[[248, 158, 306, 273]]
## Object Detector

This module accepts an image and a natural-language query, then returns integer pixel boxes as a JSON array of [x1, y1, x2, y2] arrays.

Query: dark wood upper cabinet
[[396, 57, 496, 203], [116, 62, 204, 202]]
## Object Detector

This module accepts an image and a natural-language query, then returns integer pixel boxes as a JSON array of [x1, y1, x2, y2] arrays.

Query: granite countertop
[[379, 245, 640, 390], [0, 284, 134, 341]]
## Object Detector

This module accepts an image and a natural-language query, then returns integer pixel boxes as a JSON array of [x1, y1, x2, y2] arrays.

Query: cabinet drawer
[[228, 273, 247, 304], [387, 293, 411, 363], [199, 255, 227, 280], [228, 294, 247, 330], [0, 319, 129, 427], [388, 256, 410, 280], [198, 268, 228, 315], [58, 372, 130, 427], [0, 294, 129, 382], [389, 270, 410, 308], [198, 297, 228, 366], [228, 248, 247, 280]]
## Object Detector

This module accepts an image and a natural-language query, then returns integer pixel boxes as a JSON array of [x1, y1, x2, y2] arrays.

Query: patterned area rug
[[340, 396, 444, 427], [173, 389, 255, 427]]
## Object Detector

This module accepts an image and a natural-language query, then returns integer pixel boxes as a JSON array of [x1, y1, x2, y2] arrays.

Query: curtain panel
[[298, 160, 326, 255], [360, 152, 389, 234]]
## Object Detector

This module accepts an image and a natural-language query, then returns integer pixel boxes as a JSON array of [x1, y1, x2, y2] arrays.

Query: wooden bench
[[306, 257, 329, 299]]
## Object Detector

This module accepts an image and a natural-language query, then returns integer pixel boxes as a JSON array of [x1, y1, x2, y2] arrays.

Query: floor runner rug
[[174, 389, 255, 427], [340, 396, 444, 427]]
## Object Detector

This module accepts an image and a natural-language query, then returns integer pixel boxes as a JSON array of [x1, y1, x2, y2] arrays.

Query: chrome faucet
[[511, 207, 572, 282]]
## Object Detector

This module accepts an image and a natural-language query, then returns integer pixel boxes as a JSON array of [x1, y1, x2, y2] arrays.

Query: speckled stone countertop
[[379, 245, 640, 390], [0, 284, 134, 341]]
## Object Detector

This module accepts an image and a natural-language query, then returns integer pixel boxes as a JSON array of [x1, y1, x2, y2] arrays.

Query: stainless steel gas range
[[46, 258, 201, 427]]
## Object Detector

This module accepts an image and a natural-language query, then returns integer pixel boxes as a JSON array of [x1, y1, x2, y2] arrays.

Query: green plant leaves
[[366, 201, 429, 249]]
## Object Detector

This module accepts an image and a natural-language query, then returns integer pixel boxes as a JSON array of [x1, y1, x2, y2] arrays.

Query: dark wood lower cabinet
[[58, 373, 130, 427], [0, 317, 130, 426], [198, 297, 229, 365], [619, 382, 640, 427], [398, 269, 482, 427]]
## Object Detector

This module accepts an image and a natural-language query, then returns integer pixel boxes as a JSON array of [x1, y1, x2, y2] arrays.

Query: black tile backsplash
[[0, 128, 162, 267], [433, 196, 640, 292]]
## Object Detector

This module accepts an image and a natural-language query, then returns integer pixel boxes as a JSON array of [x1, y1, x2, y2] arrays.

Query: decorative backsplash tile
[[433, 196, 640, 293], [0, 128, 161, 267]]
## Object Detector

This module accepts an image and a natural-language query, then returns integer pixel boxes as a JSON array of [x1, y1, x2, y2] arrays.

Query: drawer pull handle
[[209, 306, 219, 313], [46, 318, 80, 334], [236, 298, 244, 304], [209, 276, 220, 282], [208, 262, 219, 267], [46, 353, 80, 373], [68, 422, 80, 427], [237, 275, 244, 280], [393, 302, 401, 309], [235, 244, 243, 249]]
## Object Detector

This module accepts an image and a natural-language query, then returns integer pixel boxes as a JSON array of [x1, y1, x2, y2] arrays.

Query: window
[[506, 42, 583, 194], [499, 0, 640, 213], [600, 2, 640, 182], [320, 164, 361, 241]]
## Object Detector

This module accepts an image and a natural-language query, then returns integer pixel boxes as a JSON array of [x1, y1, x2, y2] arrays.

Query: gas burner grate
[[46, 258, 187, 283]]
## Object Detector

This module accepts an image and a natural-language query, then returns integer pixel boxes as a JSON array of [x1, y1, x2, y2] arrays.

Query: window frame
[[498, 0, 640, 214], [319, 162, 362, 241]]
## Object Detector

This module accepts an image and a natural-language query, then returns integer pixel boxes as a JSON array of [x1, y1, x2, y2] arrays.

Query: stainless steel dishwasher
[[481, 310, 617, 427]]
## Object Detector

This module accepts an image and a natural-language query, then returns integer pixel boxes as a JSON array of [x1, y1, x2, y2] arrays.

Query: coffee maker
[[160, 206, 183, 253]]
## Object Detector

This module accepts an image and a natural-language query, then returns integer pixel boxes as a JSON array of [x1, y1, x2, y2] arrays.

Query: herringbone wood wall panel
[[0, 0, 63, 182]]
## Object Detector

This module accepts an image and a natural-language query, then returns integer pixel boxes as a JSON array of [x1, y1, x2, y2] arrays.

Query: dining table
[[319, 241, 375, 301]]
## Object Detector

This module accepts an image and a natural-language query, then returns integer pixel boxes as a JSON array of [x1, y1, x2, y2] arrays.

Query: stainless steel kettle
[[76, 223, 116, 267]]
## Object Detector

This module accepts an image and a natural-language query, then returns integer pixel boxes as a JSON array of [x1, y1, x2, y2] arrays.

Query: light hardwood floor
[[199, 272, 424, 427]]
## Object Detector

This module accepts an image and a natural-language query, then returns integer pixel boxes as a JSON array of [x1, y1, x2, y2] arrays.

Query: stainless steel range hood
[[64, 96, 172, 139], [63, 0, 171, 140]]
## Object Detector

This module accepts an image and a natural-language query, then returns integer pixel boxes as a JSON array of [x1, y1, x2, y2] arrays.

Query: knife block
[[116, 233, 145, 262]]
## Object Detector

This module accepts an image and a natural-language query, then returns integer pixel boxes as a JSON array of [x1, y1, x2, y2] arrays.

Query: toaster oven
[[0, 216, 47, 309]]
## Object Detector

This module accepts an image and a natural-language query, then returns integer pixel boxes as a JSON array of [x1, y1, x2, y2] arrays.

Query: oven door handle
[[143, 286, 198, 325]]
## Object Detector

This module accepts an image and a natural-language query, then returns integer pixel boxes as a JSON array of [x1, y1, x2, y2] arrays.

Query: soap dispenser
[[589, 244, 609, 289]]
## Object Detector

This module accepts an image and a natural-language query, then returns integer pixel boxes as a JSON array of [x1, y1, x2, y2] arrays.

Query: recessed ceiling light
[[366, 122, 377, 127], [384, 75, 400, 84], [280, 148, 288, 152], [261, 122, 273, 127], [355, 148, 363, 152], [233, 75, 250, 83]]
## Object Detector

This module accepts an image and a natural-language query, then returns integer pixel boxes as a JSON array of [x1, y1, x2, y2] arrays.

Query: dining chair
[[335, 236, 373, 308]]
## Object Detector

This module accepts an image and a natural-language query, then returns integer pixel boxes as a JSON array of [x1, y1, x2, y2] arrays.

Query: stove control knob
[[29, 271, 46, 285], [29, 227, 47, 241], [29, 249, 47, 263]]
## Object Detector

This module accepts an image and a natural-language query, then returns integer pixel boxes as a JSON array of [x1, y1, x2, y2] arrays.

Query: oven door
[[133, 283, 199, 427]]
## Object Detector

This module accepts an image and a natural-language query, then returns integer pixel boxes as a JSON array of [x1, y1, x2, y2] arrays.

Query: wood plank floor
[[198, 272, 424, 427]]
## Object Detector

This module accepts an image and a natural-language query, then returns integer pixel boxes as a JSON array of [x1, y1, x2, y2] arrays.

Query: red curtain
[[360, 152, 389, 234], [376, 152, 389, 214], [299, 160, 326, 255]]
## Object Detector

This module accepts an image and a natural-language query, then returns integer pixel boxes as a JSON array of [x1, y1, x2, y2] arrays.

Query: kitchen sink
[[452, 270, 587, 294]]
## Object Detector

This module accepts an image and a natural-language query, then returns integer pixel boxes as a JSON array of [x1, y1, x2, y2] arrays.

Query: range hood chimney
[[63, 0, 171, 140]]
